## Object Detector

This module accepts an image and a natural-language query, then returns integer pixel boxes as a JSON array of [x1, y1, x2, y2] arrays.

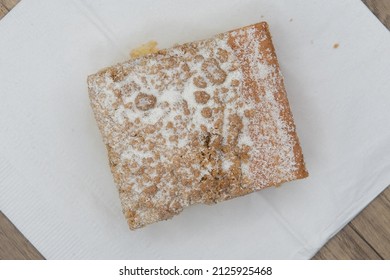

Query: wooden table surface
[[0, 0, 389, 260]]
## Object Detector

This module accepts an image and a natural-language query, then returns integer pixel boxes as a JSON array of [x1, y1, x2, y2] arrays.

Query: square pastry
[[87, 22, 308, 229]]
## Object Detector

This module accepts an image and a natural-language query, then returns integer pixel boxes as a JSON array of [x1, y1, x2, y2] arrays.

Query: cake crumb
[[333, 43, 339, 49], [130, 41, 159, 58]]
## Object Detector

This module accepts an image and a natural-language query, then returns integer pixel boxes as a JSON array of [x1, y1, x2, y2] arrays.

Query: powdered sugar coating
[[88, 22, 308, 229]]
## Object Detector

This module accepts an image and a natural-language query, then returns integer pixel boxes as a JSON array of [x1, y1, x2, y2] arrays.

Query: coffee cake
[[87, 22, 308, 230]]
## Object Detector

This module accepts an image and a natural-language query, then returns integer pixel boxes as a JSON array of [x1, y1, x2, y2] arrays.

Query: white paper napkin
[[1, 0, 389, 259]]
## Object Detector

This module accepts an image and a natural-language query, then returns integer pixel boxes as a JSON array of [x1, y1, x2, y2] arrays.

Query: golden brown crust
[[227, 22, 308, 189], [259, 23, 308, 180]]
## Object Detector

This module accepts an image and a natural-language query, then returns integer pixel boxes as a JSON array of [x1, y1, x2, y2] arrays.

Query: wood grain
[[312, 225, 382, 260], [382, 184, 390, 203], [0, 2, 9, 20], [313, 187, 390, 259], [0, 0, 389, 260], [363, 0, 390, 29], [0, 0, 19, 11], [350, 188, 390, 259], [0, 212, 44, 260]]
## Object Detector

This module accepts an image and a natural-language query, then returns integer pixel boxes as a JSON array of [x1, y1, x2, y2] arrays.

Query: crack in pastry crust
[[88, 22, 308, 230]]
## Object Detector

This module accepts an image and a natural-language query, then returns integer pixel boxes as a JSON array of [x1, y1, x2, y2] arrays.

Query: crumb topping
[[88, 23, 306, 229]]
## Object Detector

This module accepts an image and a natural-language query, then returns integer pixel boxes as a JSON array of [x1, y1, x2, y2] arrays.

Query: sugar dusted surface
[[87, 22, 308, 229]]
